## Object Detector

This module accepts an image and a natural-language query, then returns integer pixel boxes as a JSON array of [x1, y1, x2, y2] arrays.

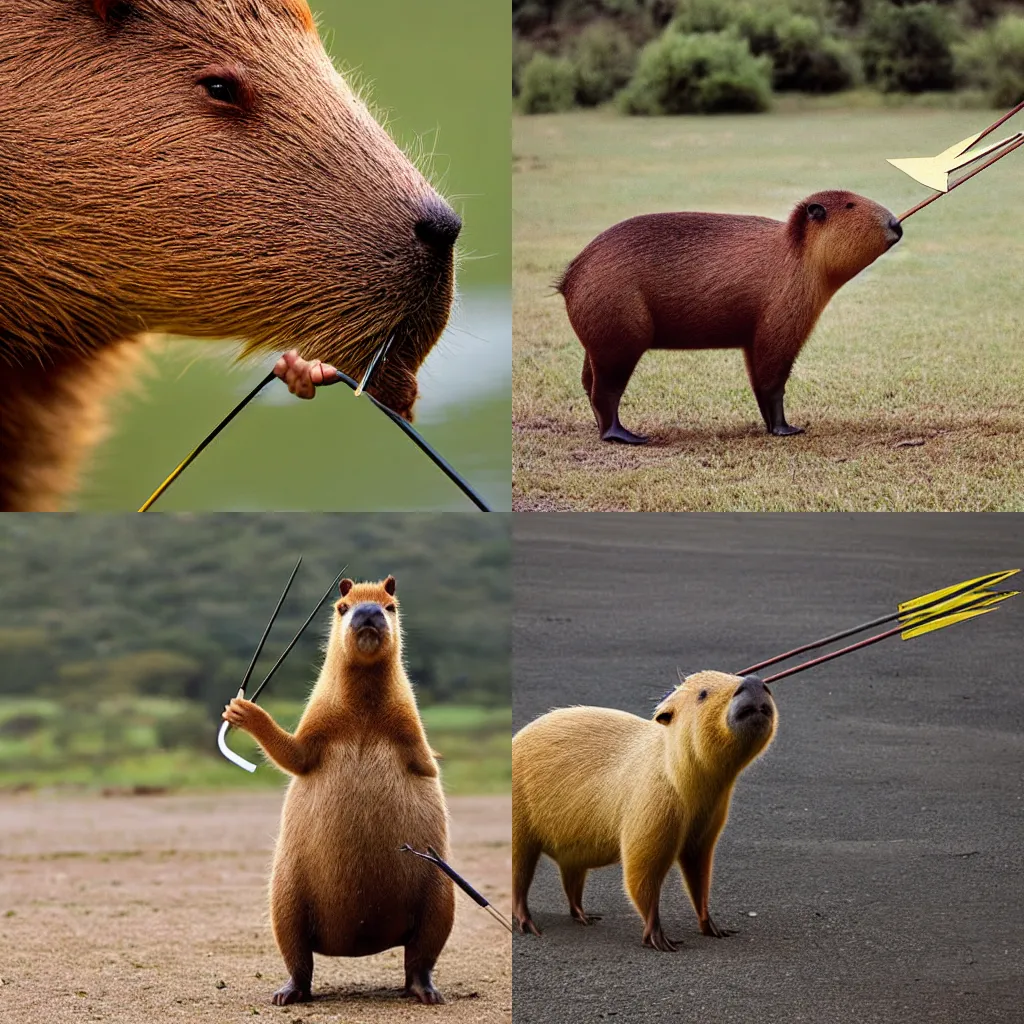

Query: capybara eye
[[698, 689, 708, 701], [201, 78, 237, 104], [385, 604, 396, 613], [846, 202, 856, 209], [337, 603, 348, 614]]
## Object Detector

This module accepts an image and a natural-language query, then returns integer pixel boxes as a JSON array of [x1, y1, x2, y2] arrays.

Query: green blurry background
[[0, 514, 511, 794], [77, 0, 510, 512]]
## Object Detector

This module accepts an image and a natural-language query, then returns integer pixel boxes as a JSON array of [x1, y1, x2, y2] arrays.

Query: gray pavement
[[512, 513, 1024, 1024]]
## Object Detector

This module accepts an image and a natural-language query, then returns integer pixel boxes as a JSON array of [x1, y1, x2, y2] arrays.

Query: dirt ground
[[0, 791, 511, 1024]]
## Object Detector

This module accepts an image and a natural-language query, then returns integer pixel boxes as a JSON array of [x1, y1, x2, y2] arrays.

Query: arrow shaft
[[956, 98, 1024, 157], [240, 556, 302, 694]]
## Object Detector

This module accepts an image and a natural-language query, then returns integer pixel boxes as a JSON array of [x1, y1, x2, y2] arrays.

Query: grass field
[[0, 698, 510, 795], [513, 106, 1024, 511]]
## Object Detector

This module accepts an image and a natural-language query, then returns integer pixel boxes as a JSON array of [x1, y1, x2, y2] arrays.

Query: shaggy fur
[[0, 0, 457, 509], [558, 190, 902, 441], [222, 575, 454, 1006], [512, 671, 777, 950]]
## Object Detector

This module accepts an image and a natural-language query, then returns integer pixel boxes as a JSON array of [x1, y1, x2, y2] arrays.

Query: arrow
[[739, 570, 1019, 676], [217, 561, 347, 773], [400, 844, 514, 933], [757, 587, 1018, 685]]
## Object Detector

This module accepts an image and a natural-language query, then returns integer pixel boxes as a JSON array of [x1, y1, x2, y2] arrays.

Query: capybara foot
[[570, 907, 602, 926], [274, 350, 342, 400], [601, 423, 649, 445], [271, 978, 311, 1006], [700, 915, 737, 938], [514, 912, 542, 936], [642, 925, 680, 952], [769, 423, 804, 437], [406, 970, 445, 1005]]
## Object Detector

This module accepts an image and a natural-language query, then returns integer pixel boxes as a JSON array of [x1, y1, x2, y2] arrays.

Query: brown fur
[[512, 671, 776, 950], [222, 575, 454, 1006], [0, 0, 460, 510], [559, 190, 902, 442]]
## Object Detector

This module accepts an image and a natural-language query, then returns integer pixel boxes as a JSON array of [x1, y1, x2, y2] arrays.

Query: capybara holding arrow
[[222, 575, 454, 1005], [558, 190, 902, 443], [0, 0, 461, 511]]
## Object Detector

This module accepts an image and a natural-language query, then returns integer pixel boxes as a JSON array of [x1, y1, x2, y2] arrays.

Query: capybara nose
[[730, 675, 774, 723], [888, 217, 903, 241], [414, 196, 462, 251], [350, 603, 387, 632]]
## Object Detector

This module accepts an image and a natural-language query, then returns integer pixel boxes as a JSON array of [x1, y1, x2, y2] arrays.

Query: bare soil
[[0, 791, 511, 1024]]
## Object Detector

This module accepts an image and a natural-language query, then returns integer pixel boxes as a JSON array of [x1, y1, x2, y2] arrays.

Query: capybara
[[222, 574, 454, 1005], [512, 670, 776, 950], [0, 0, 462, 510], [558, 190, 902, 443]]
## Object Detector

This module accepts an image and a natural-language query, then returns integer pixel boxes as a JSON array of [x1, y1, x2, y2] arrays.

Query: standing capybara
[[558, 190, 902, 443], [222, 575, 455, 1005], [512, 671, 776, 949], [0, 0, 462, 510]]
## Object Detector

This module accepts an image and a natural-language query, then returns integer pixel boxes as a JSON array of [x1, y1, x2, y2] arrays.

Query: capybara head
[[787, 190, 902, 290], [334, 575, 400, 663], [0, 0, 460, 418], [654, 670, 776, 779]]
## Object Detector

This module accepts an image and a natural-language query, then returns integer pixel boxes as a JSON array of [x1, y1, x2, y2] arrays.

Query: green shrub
[[956, 13, 1024, 106], [672, 0, 740, 34], [861, 2, 957, 93], [513, 37, 534, 98], [736, 8, 860, 92], [620, 30, 772, 114], [519, 52, 579, 113], [572, 20, 639, 104]]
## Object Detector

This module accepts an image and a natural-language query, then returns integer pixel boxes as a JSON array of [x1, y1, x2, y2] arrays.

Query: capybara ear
[[384, 575, 397, 596], [655, 711, 673, 726], [91, 0, 134, 22], [340, 579, 354, 597], [807, 202, 827, 221]]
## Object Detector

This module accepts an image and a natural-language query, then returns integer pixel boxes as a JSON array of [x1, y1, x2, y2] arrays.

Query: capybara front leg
[[404, 881, 455, 1005], [560, 865, 600, 925], [745, 346, 803, 437], [588, 351, 648, 444], [680, 847, 735, 938], [623, 848, 679, 951], [269, 890, 313, 1005], [512, 830, 543, 936]]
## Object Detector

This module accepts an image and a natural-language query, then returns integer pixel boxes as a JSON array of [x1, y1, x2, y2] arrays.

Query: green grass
[[0, 698, 510, 795], [513, 107, 1024, 511]]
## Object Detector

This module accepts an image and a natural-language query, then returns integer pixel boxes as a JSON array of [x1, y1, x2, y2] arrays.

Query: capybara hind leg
[[680, 847, 735, 939], [404, 883, 455, 1005], [560, 865, 600, 925], [269, 888, 313, 1005], [582, 354, 595, 416], [512, 832, 543, 936], [588, 352, 648, 444], [745, 346, 803, 437]]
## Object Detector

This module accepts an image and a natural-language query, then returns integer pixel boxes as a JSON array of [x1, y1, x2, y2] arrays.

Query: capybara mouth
[[355, 627, 383, 654], [730, 701, 774, 730]]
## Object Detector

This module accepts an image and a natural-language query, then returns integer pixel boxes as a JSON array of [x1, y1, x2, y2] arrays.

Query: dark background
[[512, 513, 1023, 1024]]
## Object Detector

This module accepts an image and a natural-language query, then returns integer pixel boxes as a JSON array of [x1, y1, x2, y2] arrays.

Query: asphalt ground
[[511, 513, 1024, 1024]]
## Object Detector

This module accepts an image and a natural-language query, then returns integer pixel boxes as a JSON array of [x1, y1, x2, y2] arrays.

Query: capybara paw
[[570, 909, 602, 926], [271, 979, 311, 1006], [221, 697, 268, 733], [642, 928, 680, 953], [600, 424, 649, 445], [273, 350, 341, 400], [406, 976, 445, 1005], [514, 913, 542, 937], [769, 423, 804, 436]]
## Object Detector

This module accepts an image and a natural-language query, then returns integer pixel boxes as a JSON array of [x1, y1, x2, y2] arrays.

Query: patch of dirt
[[0, 791, 511, 1023]]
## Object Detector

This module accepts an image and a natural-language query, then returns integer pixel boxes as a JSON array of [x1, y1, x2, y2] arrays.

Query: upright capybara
[[0, 0, 462, 510], [559, 190, 902, 443], [222, 575, 454, 1005], [512, 670, 776, 950]]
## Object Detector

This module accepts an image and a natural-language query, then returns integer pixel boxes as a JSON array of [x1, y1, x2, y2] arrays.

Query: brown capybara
[[222, 575, 454, 1005], [0, 0, 462, 511], [558, 190, 902, 443], [512, 671, 776, 950]]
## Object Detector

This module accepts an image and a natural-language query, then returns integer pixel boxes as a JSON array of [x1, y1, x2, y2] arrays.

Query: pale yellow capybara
[[0, 0, 461, 510], [558, 191, 902, 443], [222, 575, 454, 1005], [512, 671, 777, 950]]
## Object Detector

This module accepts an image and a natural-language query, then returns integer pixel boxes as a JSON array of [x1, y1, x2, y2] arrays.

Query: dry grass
[[512, 108, 1024, 510]]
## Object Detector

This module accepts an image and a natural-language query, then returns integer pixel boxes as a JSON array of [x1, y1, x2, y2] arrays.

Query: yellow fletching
[[900, 590, 1019, 639], [898, 569, 1019, 616]]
